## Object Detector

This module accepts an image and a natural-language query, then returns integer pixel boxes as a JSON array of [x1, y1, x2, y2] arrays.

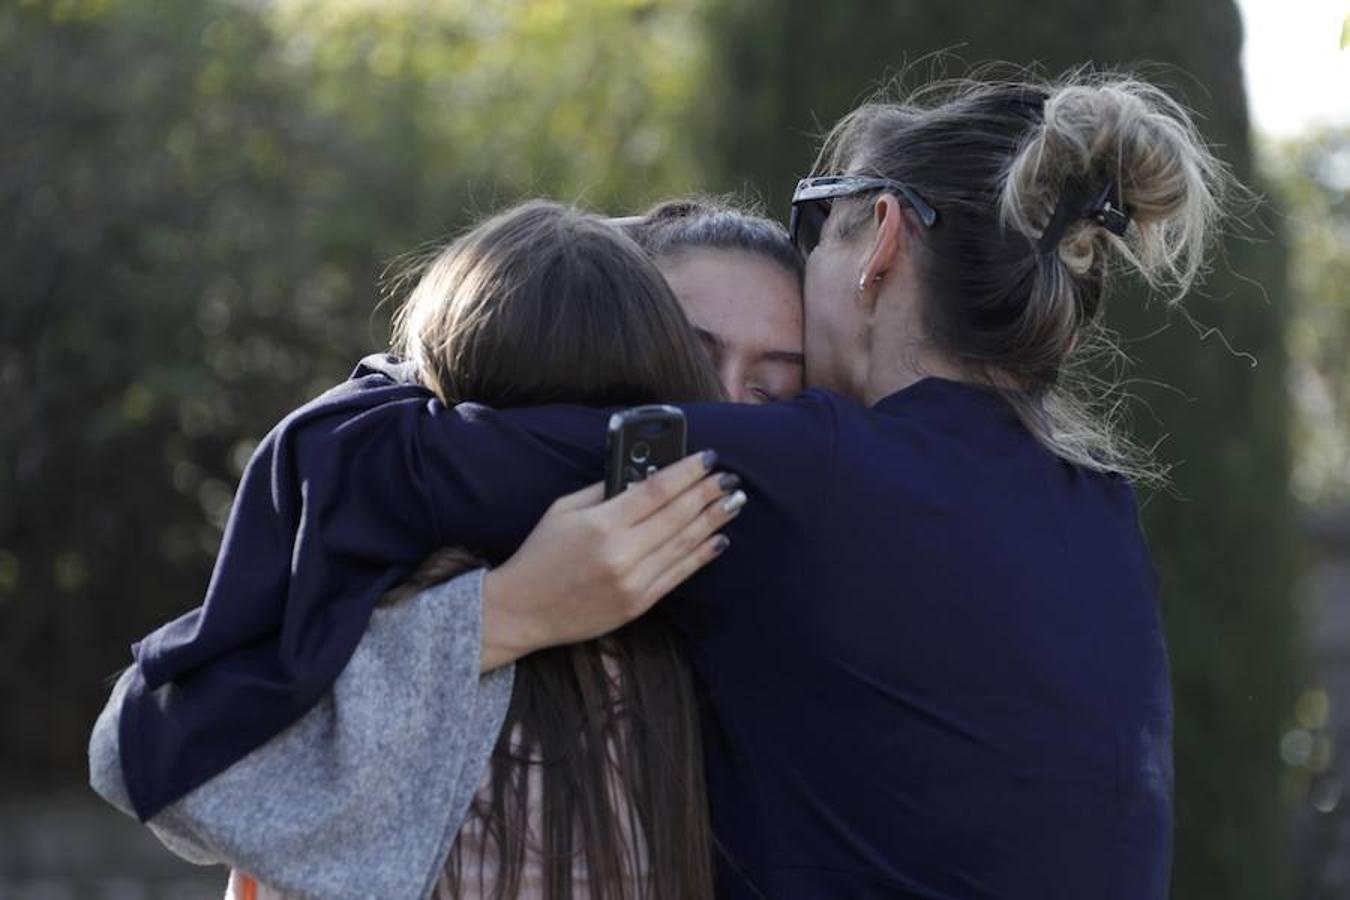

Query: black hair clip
[[1037, 178, 1132, 254], [1089, 180, 1131, 237]]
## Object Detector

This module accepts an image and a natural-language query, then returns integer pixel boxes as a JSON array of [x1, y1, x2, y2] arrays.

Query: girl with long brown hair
[[394, 200, 727, 900], [92, 199, 774, 898]]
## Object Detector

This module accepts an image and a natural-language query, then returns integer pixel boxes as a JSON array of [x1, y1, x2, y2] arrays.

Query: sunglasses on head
[[788, 175, 939, 256]]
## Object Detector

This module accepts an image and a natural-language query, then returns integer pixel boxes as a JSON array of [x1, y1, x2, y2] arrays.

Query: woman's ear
[[857, 194, 908, 300]]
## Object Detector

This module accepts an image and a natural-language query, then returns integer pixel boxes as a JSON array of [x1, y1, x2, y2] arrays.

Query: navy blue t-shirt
[[124, 358, 1171, 898]]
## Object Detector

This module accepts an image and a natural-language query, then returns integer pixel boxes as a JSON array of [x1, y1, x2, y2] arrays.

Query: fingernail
[[713, 535, 731, 554], [701, 449, 718, 470], [721, 490, 747, 514], [718, 472, 741, 492]]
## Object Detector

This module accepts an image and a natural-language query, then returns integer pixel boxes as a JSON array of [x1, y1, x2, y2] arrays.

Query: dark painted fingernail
[[713, 535, 731, 554], [701, 449, 718, 470], [718, 472, 741, 492]]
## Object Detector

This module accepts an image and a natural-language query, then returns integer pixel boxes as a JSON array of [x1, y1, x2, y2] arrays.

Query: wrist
[[480, 564, 547, 673]]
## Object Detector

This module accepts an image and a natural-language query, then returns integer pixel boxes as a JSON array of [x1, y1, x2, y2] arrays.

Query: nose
[[718, 359, 747, 404]]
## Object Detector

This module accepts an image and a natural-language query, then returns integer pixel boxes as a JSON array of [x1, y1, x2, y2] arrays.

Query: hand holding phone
[[482, 446, 743, 669]]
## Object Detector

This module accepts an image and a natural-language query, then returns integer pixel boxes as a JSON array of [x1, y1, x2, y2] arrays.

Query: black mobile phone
[[604, 405, 688, 498]]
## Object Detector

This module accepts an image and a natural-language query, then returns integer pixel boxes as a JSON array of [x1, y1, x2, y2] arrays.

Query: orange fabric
[[240, 874, 258, 900]]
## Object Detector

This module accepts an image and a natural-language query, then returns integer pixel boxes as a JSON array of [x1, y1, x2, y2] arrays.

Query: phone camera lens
[[630, 442, 651, 464]]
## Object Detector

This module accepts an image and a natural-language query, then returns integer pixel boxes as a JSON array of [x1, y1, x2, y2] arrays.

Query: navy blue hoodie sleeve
[[121, 374, 448, 819], [119, 363, 838, 821], [412, 392, 839, 607]]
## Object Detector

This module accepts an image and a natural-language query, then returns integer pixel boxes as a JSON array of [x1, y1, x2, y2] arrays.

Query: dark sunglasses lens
[[793, 199, 831, 255]]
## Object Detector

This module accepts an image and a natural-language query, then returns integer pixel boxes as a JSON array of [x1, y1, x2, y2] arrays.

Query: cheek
[[804, 256, 847, 343]]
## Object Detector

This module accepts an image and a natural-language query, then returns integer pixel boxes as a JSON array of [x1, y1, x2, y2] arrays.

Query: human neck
[[857, 348, 969, 406], [854, 284, 970, 406]]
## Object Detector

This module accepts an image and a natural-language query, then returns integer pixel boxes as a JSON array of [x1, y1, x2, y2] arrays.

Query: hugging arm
[[89, 457, 742, 898], [481, 451, 744, 667], [414, 393, 838, 609], [91, 379, 835, 889], [91, 570, 509, 900]]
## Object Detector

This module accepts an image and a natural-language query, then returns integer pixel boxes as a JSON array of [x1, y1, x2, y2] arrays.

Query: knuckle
[[595, 552, 620, 580], [675, 536, 697, 559], [599, 545, 631, 580], [623, 588, 649, 617], [702, 476, 725, 503], [679, 522, 704, 551], [684, 482, 715, 514], [581, 511, 611, 541], [644, 474, 675, 504], [614, 574, 643, 610], [667, 493, 697, 524]]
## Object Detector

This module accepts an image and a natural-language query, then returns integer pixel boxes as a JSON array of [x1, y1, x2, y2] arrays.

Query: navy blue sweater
[[123, 356, 1171, 899]]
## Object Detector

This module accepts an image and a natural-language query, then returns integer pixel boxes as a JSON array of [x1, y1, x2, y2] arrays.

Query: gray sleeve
[[88, 568, 514, 900]]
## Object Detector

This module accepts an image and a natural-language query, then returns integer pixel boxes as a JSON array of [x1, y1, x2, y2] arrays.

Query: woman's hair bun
[[1001, 76, 1231, 300]]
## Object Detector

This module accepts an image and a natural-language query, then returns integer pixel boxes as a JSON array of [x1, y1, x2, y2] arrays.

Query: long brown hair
[[389, 200, 723, 899]]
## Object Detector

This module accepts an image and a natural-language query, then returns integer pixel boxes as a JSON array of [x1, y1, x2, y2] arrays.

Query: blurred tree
[[1265, 136, 1350, 898], [1265, 127, 1350, 506], [0, 0, 704, 787], [265, 0, 705, 241], [0, 0, 371, 786], [696, 1, 1295, 897]]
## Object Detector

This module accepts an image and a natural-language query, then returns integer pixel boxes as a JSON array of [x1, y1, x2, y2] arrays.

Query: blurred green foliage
[[0, 0, 705, 787], [1265, 128, 1350, 506], [0, 0, 1316, 897], [3, 0, 359, 777]]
